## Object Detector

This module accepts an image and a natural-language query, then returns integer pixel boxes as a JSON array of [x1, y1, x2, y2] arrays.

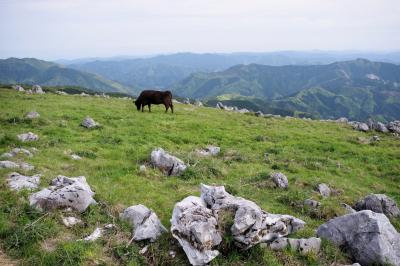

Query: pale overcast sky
[[0, 0, 399, 60]]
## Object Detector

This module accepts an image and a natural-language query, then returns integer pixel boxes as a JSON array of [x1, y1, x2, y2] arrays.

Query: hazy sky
[[1, 0, 399, 60]]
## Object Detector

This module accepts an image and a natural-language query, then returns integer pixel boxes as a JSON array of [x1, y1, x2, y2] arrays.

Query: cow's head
[[134, 100, 141, 111]]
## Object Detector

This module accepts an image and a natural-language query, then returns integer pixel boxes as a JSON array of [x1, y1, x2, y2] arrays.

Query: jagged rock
[[317, 210, 400, 266], [304, 199, 321, 208], [120, 204, 167, 242], [1, 148, 33, 158], [81, 117, 99, 128], [32, 85, 45, 94], [270, 172, 289, 188], [336, 117, 348, 123], [12, 85, 25, 92], [29, 175, 96, 212], [70, 154, 82, 160], [62, 216, 82, 227], [25, 111, 40, 119], [17, 132, 39, 142], [201, 184, 305, 249], [196, 145, 220, 156], [317, 183, 331, 198], [255, 111, 264, 117], [354, 194, 400, 218], [265, 237, 321, 255], [150, 148, 187, 176], [171, 195, 222, 265], [341, 203, 357, 214], [374, 122, 389, 133], [6, 172, 40, 191], [388, 120, 400, 134], [56, 90, 68, 95]]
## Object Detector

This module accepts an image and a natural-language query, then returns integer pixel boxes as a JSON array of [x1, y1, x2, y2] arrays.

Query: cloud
[[0, 0, 399, 59]]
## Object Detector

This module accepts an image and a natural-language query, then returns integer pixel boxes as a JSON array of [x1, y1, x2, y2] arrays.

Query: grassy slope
[[0, 88, 399, 265]]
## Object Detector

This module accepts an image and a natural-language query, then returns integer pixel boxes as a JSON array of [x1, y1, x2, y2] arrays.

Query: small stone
[[304, 199, 321, 208], [255, 111, 264, 117], [139, 245, 149, 255], [17, 132, 39, 142], [196, 145, 221, 156], [341, 203, 357, 214], [317, 183, 331, 198], [25, 111, 40, 119], [13, 85, 25, 92], [62, 216, 82, 227], [270, 172, 289, 188], [139, 165, 146, 172], [150, 148, 187, 176], [0, 160, 19, 169], [81, 117, 99, 128], [71, 154, 82, 160]]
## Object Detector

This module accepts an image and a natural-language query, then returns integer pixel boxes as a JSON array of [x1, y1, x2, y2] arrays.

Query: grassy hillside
[[0, 88, 399, 265], [0, 58, 134, 94]]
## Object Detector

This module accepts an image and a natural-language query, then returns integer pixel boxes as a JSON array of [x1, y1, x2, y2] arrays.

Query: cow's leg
[[170, 103, 174, 113], [148, 104, 151, 112], [165, 104, 169, 113], [141, 104, 144, 112]]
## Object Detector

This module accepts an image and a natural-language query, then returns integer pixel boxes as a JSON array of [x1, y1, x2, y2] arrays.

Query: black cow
[[134, 90, 174, 113]]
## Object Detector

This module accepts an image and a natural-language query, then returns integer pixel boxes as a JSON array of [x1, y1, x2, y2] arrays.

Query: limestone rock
[[194, 100, 203, 106], [62, 216, 82, 227], [25, 111, 40, 119], [150, 148, 187, 176], [288, 237, 321, 255], [1, 148, 33, 158], [12, 85, 25, 92], [196, 145, 220, 157], [6, 172, 40, 191], [81, 117, 99, 128], [32, 85, 45, 94], [270, 172, 289, 188], [171, 196, 222, 265], [0, 160, 19, 169], [317, 183, 331, 198], [17, 132, 39, 142], [317, 210, 400, 266], [350, 122, 369, 132], [120, 204, 166, 242], [139, 165, 146, 172], [255, 111, 264, 117], [355, 194, 400, 218], [201, 184, 305, 249], [29, 175, 96, 212], [374, 122, 389, 133], [304, 199, 321, 208], [336, 117, 348, 123], [183, 98, 190, 104], [70, 154, 82, 160], [341, 203, 357, 214], [388, 120, 400, 134], [56, 90, 68, 95]]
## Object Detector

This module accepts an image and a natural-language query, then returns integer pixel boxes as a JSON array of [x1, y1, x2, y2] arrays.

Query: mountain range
[[1, 54, 399, 121], [0, 58, 132, 93], [173, 59, 400, 121]]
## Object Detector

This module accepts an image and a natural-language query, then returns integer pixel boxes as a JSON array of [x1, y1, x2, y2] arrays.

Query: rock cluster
[[150, 148, 187, 176], [171, 184, 305, 265], [120, 204, 167, 242], [29, 175, 96, 212], [317, 210, 400, 266], [1, 148, 33, 158]]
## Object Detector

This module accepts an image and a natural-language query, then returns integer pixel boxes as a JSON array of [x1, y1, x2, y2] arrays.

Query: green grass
[[0, 88, 399, 265]]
